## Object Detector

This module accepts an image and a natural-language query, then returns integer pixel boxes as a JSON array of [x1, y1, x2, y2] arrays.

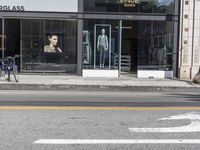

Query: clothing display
[[97, 35, 108, 51], [97, 29, 108, 68], [44, 45, 62, 53], [83, 31, 92, 65]]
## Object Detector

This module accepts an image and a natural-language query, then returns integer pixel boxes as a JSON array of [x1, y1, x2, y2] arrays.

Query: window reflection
[[21, 19, 77, 72], [83, 19, 120, 70], [84, 0, 175, 14], [138, 21, 174, 70]]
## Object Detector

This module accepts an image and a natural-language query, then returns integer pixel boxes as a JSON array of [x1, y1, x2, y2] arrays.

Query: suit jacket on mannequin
[[97, 35, 108, 51]]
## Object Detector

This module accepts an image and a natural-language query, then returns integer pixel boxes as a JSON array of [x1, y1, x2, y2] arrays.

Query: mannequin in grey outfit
[[97, 29, 108, 68]]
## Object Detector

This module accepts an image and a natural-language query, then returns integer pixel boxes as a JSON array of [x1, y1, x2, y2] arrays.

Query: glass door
[[83, 19, 122, 71], [1, 19, 21, 70], [82, 19, 122, 77], [0, 18, 4, 59], [121, 21, 138, 75], [4, 19, 20, 58]]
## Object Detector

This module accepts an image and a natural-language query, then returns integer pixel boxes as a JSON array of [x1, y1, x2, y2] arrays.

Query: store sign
[[120, 0, 139, 7], [0, 5, 25, 11], [0, 0, 78, 12]]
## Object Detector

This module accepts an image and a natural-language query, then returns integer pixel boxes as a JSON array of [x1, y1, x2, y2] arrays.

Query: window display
[[83, 20, 120, 70], [97, 29, 108, 68], [95, 25, 111, 69], [21, 19, 77, 72], [83, 31, 92, 65], [138, 21, 174, 70]]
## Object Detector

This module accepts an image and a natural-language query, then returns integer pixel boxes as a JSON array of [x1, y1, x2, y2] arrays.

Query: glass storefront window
[[4, 19, 20, 58], [83, 19, 120, 70], [84, 0, 176, 14], [83, 19, 175, 72], [138, 21, 174, 70], [21, 19, 77, 73], [0, 19, 3, 58]]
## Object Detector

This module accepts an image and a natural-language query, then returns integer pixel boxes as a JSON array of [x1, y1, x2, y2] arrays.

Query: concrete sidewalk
[[0, 74, 199, 92]]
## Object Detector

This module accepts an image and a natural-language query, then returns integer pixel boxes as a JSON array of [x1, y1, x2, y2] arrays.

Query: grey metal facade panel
[[77, 19, 83, 75], [0, 12, 78, 19], [78, 0, 84, 12], [81, 14, 167, 21], [0, 12, 179, 22]]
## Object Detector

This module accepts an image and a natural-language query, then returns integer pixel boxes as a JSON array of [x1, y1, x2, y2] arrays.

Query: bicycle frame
[[0, 55, 19, 82]]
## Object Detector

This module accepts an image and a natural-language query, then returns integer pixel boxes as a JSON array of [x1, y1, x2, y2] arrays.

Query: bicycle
[[0, 55, 20, 82]]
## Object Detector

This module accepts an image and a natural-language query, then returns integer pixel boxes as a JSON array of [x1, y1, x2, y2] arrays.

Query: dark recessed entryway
[[121, 21, 138, 74], [0, 19, 20, 69], [4, 19, 20, 57]]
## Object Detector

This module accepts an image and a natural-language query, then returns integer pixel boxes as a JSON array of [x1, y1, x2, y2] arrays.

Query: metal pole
[[7, 66, 11, 82], [2, 18, 4, 59], [118, 20, 122, 77]]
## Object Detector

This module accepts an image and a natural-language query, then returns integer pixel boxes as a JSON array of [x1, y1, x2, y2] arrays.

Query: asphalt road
[[0, 90, 199, 107], [0, 90, 199, 150], [1, 109, 200, 150]]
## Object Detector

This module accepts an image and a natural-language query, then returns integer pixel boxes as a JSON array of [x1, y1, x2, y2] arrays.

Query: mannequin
[[97, 29, 108, 68]]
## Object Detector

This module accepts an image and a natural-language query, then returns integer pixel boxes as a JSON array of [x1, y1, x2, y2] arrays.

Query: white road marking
[[35, 139, 200, 145], [129, 112, 200, 133]]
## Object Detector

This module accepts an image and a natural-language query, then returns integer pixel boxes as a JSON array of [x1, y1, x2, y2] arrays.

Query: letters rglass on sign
[[0, 0, 78, 12]]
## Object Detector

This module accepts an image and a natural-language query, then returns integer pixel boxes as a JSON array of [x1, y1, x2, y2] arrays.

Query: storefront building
[[179, 0, 200, 79], [0, 0, 78, 74], [81, 0, 179, 78], [0, 0, 181, 78]]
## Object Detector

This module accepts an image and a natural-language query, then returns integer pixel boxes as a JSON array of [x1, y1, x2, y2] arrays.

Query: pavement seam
[[1, 106, 200, 111]]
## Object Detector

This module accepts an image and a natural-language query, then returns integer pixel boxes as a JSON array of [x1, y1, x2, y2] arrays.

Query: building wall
[[179, 0, 200, 79]]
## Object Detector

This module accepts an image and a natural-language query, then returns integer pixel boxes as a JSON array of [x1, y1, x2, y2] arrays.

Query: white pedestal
[[82, 70, 119, 78], [137, 70, 173, 79]]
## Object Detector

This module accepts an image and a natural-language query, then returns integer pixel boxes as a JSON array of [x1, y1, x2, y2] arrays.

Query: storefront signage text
[[0, 5, 25, 11], [120, 0, 139, 7]]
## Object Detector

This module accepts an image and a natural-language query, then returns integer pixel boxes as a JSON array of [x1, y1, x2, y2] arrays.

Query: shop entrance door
[[0, 19, 20, 68], [121, 21, 138, 75], [4, 19, 20, 58], [0, 19, 4, 59]]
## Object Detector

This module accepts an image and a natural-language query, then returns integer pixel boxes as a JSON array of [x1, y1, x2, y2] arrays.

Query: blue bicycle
[[0, 55, 19, 82]]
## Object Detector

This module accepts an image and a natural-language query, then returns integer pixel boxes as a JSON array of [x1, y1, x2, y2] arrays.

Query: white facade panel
[[83, 70, 119, 78], [138, 70, 173, 79]]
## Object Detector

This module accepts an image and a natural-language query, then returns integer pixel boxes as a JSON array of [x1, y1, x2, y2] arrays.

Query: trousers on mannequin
[[99, 46, 106, 68]]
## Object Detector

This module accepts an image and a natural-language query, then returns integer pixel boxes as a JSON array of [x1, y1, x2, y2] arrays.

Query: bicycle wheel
[[13, 65, 19, 82]]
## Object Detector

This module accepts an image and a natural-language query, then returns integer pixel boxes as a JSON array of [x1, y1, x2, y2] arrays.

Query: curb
[[0, 84, 199, 92]]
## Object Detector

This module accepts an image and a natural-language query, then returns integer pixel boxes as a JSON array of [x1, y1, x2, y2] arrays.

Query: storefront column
[[77, 0, 83, 75], [179, 0, 194, 79], [191, 0, 200, 78], [77, 19, 83, 75]]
